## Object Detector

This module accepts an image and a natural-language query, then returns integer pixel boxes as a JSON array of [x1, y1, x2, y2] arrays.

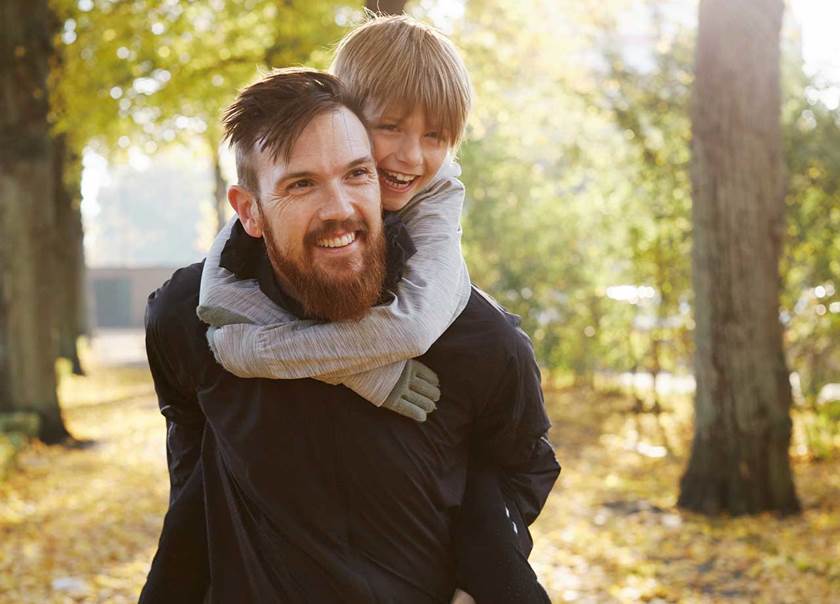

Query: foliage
[[50, 0, 359, 156], [781, 62, 840, 408], [451, 0, 838, 412], [43, 0, 839, 395], [452, 0, 696, 386]]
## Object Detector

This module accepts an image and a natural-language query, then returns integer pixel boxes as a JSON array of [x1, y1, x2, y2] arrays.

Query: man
[[141, 69, 559, 603]]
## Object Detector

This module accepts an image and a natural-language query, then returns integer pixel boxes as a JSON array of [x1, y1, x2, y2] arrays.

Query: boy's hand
[[450, 589, 476, 604], [382, 359, 440, 422]]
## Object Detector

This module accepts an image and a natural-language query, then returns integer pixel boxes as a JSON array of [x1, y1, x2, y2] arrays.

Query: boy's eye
[[377, 123, 398, 132], [426, 130, 449, 144]]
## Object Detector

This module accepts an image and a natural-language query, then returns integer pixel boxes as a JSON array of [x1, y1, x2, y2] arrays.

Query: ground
[[0, 365, 838, 603]]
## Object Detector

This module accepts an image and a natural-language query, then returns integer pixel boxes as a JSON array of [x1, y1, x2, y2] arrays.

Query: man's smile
[[316, 231, 357, 248]]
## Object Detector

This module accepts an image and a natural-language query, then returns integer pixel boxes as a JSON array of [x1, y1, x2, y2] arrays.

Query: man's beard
[[262, 217, 386, 322]]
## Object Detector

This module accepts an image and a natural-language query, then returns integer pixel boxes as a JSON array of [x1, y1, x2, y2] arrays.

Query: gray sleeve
[[208, 172, 471, 405], [197, 216, 297, 327]]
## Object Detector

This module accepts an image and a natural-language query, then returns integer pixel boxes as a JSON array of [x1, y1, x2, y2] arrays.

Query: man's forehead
[[252, 108, 372, 193], [286, 108, 370, 164]]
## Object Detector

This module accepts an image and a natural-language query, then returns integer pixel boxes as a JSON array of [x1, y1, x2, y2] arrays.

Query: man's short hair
[[330, 15, 472, 148], [222, 68, 366, 195]]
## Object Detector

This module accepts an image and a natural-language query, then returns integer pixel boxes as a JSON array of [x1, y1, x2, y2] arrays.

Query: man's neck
[[218, 220, 307, 317]]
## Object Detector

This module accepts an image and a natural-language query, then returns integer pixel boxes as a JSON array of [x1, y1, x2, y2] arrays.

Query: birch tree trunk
[[678, 0, 799, 515], [0, 0, 70, 442]]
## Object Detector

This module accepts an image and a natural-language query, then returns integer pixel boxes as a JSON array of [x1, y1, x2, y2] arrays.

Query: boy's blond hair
[[330, 14, 472, 148]]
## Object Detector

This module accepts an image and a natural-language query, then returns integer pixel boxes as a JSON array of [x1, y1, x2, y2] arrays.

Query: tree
[[0, 0, 70, 442], [678, 0, 799, 515]]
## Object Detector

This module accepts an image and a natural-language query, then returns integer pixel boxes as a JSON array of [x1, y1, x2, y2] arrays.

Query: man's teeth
[[383, 170, 417, 184], [317, 232, 356, 248]]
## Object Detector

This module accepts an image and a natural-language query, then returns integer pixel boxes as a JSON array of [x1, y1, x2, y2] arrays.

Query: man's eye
[[350, 168, 372, 178], [288, 179, 312, 191]]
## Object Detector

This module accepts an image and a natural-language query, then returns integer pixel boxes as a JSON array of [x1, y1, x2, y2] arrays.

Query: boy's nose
[[396, 136, 423, 166]]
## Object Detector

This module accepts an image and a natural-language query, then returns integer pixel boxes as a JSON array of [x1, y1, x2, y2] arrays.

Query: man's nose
[[395, 135, 423, 166], [318, 181, 355, 222]]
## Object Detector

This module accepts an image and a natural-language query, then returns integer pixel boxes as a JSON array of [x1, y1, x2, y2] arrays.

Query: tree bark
[[53, 134, 86, 375], [679, 0, 799, 515], [365, 0, 408, 15], [212, 147, 227, 233], [0, 0, 70, 443]]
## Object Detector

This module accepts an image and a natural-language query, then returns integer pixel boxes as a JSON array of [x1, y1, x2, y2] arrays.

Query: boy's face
[[366, 104, 449, 211]]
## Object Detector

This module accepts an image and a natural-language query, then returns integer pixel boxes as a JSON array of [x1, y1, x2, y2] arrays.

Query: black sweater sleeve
[[139, 460, 209, 604], [140, 264, 211, 603], [454, 316, 560, 604]]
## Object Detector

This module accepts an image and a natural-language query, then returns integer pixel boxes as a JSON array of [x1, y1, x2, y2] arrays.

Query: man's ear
[[228, 185, 263, 238]]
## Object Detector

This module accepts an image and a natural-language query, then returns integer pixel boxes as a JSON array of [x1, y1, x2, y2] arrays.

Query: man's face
[[251, 107, 385, 321], [366, 105, 450, 211]]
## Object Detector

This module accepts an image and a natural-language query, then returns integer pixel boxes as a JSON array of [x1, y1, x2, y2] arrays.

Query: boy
[[200, 15, 472, 423]]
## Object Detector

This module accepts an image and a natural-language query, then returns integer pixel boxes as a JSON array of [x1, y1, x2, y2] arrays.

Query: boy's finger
[[411, 376, 440, 402], [413, 362, 440, 387], [404, 390, 436, 414]]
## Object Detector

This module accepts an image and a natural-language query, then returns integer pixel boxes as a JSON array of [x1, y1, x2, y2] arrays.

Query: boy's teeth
[[317, 232, 356, 248], [383, 170, 417, 183]]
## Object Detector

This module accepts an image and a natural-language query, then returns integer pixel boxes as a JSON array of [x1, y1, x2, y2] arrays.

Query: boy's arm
[[210, 171, 470, 406], [197, 216, 294, 326]]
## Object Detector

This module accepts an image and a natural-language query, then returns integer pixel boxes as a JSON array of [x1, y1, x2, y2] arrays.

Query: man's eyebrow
[[276, 156, 375, 185], [343, 155, 376, 170]]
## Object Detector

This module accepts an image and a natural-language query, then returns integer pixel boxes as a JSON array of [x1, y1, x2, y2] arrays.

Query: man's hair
[[330, 14, 472, 148], [222, 67, 366, 195]]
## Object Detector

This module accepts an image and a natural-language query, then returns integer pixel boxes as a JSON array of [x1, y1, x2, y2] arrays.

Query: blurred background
[[1, 0, 838, 602]]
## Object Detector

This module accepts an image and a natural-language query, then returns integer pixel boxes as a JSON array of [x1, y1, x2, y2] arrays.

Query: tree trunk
[[0, 0, 70, 443], [679, 0, 799, 515], [202, 130, 228, 233], [365, 0, 408, 15], [212, 147, 227, 233], [53, 134, 86, 375]]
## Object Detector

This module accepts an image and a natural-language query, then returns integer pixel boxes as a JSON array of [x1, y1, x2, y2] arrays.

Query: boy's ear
[[228, 185, 263, 238]]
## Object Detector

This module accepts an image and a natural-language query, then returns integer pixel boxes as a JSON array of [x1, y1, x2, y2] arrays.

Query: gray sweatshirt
[[199, 160, 471, 406]]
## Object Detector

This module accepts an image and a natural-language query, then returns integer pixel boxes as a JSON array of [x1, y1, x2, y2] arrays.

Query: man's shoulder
[[145, 261, 204, 335], [451, 286, 534, 358], [434, 286, 549, 444]]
